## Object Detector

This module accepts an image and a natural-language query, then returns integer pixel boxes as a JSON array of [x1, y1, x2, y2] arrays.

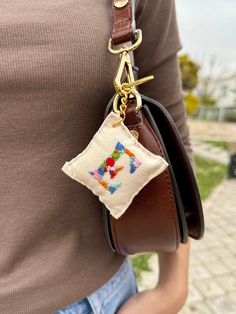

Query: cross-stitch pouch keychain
[[61, 111, 168, 219]]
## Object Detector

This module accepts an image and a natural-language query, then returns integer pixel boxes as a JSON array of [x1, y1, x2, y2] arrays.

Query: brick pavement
[[136, 179, 236, 314]]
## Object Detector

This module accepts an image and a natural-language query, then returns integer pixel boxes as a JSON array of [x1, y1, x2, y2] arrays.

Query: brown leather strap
[[111, 0, 136, 45]]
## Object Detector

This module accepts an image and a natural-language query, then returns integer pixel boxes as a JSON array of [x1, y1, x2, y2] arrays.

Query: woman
[[0, 0, 191, 313]]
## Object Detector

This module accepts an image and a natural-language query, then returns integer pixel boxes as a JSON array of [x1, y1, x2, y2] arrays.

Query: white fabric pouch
[[61, 111, 168, 219]]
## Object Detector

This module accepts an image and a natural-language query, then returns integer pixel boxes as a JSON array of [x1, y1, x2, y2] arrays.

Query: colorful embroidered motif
[[89, 141, 142, 194], [61, 112, 169, 218]]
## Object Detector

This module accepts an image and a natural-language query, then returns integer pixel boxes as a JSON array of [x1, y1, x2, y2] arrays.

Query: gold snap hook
[[108, 28, 154, 127]]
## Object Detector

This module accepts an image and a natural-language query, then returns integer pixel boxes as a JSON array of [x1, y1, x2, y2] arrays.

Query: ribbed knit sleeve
[[134, 0, 194, 166]]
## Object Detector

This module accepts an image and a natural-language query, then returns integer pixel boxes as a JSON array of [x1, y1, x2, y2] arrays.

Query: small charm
[[61, 111, 168, 219]]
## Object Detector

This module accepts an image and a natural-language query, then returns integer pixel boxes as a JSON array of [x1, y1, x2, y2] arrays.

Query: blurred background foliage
[[179, 54, 200, 91], [179, 54, 236, 121]]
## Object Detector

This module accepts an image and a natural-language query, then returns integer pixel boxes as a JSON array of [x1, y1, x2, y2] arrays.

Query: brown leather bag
[[102, 0, 205, 255]]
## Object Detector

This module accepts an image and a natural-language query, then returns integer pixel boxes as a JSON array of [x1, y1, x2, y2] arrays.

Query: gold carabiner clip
[[108, 29, 154, 127], [113, 50, 142, 112]]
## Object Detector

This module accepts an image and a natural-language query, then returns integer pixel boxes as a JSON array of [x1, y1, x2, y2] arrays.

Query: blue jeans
[[54, 257, 138, 314]]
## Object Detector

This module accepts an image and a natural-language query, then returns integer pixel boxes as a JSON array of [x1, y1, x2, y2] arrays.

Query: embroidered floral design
[[89, 141, 142, 194]]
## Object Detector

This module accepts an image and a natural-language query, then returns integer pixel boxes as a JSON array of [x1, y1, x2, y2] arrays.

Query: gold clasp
[[108, 29, 154, 127], [108, 29, 142, 55]]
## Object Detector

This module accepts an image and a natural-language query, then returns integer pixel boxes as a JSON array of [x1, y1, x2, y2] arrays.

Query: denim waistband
[[54, 257, 137, 314], [86, 256, 137, 314]]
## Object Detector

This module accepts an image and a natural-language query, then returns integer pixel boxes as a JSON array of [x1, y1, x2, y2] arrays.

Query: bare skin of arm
[[117, 239, 190, 314]]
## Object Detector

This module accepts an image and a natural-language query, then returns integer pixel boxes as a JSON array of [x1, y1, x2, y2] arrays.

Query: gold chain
[[112, 76, 154, 127], [112, 87, 129, 127]]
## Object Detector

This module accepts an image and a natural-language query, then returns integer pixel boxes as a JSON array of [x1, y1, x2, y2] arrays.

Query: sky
[[175, 0, 236, 71]]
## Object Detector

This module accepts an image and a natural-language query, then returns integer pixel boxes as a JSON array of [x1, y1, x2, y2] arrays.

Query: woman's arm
[[117, 240, 190, 314], [155, 239, 190, 311]]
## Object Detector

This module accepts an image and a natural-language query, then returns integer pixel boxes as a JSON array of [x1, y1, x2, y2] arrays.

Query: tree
[[198, 56, 236, 107], [179, 54, 200, 91], [179, 54, 201, 115], [184, 92, 200, 115]]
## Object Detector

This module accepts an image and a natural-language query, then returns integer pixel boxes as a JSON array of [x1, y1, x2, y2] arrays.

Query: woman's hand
[[117, 240, 190, 314], [116, 283, 188, 314]]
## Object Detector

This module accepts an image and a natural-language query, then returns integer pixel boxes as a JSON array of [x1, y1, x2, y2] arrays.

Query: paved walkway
[[137, 179, 236, 314], [188, 120, 236, 142]]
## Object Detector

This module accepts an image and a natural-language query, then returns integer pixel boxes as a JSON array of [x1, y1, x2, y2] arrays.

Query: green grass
[[130, 253, 153, 283], [203, 140, 227, 150], [130, 155, 227, 279], [194, 155, 227, 200]]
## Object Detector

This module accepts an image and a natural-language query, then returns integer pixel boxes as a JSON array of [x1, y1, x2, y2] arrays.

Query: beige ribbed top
[[0, 0, 192, 313]]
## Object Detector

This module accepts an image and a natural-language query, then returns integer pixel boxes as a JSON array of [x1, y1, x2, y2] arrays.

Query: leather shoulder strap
[[111, 0, 136, 46]]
